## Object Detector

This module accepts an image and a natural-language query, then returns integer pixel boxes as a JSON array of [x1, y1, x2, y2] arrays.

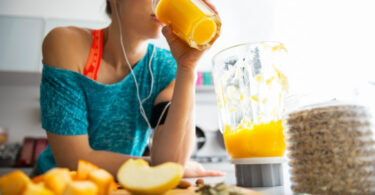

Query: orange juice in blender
[[223, 120, 285, 159], [213, 43, 288, 187], [153, 0, 221, 50], [212, 42, 288, 159]]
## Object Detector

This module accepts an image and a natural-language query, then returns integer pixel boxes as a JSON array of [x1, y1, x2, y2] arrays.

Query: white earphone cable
[[141, 46, 155, 104], [113, 2, 170, 147]]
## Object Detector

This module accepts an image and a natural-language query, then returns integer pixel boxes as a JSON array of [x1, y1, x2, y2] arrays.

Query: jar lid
[[283, 81, 375, 116]]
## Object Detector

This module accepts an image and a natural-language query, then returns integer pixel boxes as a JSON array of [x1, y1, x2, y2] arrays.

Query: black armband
[[150, 101, 171, 128]]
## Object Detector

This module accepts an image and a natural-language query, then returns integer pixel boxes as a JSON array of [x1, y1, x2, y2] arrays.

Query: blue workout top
[[37, 44, 177, 174]]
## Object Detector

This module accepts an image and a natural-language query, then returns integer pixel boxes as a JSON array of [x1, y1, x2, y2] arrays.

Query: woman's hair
[[106, 1, 112, 16]]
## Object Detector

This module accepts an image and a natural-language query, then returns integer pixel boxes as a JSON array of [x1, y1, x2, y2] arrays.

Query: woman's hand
[[162, 0, 219, 70], [162, 26, 205, 70], [183, 161, 225, 178]]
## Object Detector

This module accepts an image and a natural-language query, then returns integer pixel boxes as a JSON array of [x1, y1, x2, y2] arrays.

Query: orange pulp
[[223, 120, 286, 159]]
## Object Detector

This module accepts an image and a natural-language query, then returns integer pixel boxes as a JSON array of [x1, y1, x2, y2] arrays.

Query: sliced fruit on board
[[43, 168, 72, 194], [117, 159, 183, 195], [31, 174, 44, 184], [88, 169, 115, 195], [110, 185, 265, 195], [77, 160, 100, 180], [62, 181, 98, 195], [164, 184, 265, 195], [70, 171, 78, 180], [111, 181, 118, 191], [0, 170, 30, 195], [23, 182, 54, 195]]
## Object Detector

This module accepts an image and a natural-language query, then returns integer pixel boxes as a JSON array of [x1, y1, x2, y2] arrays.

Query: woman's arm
[[47, 132, 149, 176], [150, 20, 212, 166], [150, 0, 223, 176], [150, 0, 219, 165], [148, 78, 224, 177], [151, 67, 196, 166]]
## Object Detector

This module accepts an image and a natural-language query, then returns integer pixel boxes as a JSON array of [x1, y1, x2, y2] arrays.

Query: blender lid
[[231, 157, 287, 165]]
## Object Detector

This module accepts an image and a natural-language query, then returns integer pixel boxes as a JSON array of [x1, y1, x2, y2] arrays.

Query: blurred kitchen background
[[1, 0, 375, 176]]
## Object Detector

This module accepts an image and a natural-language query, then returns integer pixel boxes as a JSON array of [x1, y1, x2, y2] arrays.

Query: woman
[[37, 0, 223, 178]]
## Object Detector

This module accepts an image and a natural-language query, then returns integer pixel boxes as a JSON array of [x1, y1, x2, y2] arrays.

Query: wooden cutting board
[[111, 185, 263, 195], [164, 186, 263, 195]]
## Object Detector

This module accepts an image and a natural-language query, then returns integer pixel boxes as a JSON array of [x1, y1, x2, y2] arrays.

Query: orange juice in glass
[[153, 0, 221, 50]]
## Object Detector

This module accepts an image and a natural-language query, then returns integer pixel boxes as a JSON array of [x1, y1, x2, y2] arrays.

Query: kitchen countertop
[[193, 162, 293, 195]]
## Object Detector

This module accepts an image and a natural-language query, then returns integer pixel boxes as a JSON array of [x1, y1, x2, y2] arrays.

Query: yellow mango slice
[[62, 181, 98, 195], [31, 174, 44, 184], [111, 181, 118, 191], [77, 160, 100, 180], [43, 168, 71, 194], [88, 169, 114, 195], [23, 182, 54, 195], [70, 171, 77, 180], [0, 171, 30, 195]]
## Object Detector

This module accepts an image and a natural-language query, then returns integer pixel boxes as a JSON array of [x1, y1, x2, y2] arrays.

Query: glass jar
[[284, 82, 375, 194], [152, 0, 221, 50], [212, 42, 288, 159]]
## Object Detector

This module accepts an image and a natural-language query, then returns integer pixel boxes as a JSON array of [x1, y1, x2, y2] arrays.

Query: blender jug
[[212, 42, 289, 187], [212, 42, 288, 159]]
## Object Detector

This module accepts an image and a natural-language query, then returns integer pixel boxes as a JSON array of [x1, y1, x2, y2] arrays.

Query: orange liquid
[[155, 0, 221, 49], [223, 120, 286, 159]]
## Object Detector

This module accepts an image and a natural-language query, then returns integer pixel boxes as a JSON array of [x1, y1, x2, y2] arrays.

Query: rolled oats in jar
[[284, 84, 375, 195]]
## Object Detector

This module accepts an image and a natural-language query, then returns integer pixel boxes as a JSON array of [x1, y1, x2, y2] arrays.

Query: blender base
[[231, 157, 286, 187]]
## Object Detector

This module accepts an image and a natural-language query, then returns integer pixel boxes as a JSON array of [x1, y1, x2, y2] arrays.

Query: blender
[[212, 42, 288, 187]]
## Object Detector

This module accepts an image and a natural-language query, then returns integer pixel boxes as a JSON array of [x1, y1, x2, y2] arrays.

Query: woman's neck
[[102, 23, 149, 71]]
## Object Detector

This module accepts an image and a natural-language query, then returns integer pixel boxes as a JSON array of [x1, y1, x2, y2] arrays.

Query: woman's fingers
[[162, 26, 176, 43], [183, 161, 226, 178], [199, 170, 226, 177], [183, 170, 225, 178], [202, 0, 219, 15], [183, 169, 225, 178]]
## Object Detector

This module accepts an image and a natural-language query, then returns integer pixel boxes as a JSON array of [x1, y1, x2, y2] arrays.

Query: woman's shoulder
[[42, 26, 92, 73]]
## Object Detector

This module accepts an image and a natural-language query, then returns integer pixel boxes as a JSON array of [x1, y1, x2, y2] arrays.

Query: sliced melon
[[0, 171, 30, 195], [62, 181, 98, 195], [43, 168, 71, 194], [77, 160, 100, 180], [23, 182, 54, 195], [117, 159, 183, 195], [88, 169, 114, 195]]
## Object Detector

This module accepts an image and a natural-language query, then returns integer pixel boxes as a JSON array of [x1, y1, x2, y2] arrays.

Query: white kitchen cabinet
[[0, 15, 109, 72], [0, 16, 44, 72]]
